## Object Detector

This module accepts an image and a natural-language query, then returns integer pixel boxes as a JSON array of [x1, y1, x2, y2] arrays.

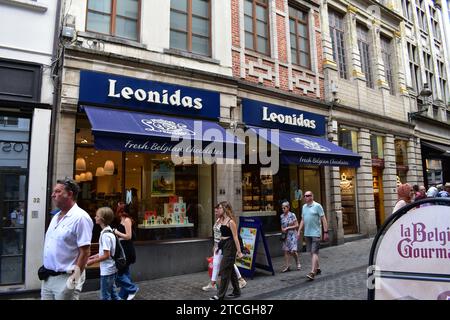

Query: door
[[372, 167, 384, 229], [0, 170, 27, 284]]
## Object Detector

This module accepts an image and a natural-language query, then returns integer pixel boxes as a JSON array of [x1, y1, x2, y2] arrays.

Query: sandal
[[297, 264, 302, 270], [306, 272, 315, 280], [281, 266, 291, 273]]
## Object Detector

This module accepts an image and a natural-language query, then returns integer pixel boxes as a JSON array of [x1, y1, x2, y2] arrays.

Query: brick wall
[[231, 0, 323, 100]]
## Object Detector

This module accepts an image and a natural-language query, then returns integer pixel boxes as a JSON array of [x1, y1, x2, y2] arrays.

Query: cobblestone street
[[80, 237, 373, 300]]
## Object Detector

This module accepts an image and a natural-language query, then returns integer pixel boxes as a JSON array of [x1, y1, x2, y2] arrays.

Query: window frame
[[357, 24, 373, 88], [437, 61, 448, 104], [169, 0, 212, 57], [407, 43, 421, 92], [85, 0, 141, 41], [244, 0, 271, 55], [380, 36, 395, 95], [288, 5, 310, 69], [329, 10, 347, 79], [401, 0, 412, 21], [423, 52, 436, 100]]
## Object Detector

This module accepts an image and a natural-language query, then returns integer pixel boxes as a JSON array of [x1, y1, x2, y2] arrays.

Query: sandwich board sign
[[368, 198, 450, 300], [236, 217, 274, 279]]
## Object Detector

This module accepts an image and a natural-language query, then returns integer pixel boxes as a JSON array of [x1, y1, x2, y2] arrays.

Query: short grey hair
[[281, 201, 290, 208]]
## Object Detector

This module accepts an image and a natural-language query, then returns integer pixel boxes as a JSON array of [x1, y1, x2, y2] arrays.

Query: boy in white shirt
[[87, 207, 121, 300]]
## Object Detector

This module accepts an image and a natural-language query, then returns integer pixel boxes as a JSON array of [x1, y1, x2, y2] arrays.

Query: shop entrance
[[372, 167, 384, 228], [0, 170, 27, 285]]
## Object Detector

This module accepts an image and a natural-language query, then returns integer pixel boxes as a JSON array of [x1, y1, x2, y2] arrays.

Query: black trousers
[[217, 238, 240, 298]]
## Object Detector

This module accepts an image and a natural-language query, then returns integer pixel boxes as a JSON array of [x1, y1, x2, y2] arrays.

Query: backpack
[[105, 230, 127, 272]]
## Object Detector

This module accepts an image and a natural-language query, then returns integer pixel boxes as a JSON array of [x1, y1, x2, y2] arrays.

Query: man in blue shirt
[[298, 191, 329, 281]]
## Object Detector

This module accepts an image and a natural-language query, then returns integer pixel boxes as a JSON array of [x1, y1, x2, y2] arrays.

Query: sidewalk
[[80, 237, 373, 300]]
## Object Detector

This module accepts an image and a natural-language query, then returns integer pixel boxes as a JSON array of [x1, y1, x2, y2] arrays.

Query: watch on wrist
[[324, 231, 328, 233]]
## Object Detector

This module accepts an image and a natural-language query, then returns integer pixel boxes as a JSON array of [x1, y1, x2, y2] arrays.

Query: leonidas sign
[[78, 70, 220, 120], [369, 201, 450, 300]]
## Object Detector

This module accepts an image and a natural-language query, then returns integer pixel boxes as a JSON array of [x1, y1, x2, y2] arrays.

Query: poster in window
[[151, 161, 175, 196]]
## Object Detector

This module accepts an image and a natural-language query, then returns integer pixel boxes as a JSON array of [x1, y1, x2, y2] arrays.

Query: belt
[[48, 270, 67, 277]]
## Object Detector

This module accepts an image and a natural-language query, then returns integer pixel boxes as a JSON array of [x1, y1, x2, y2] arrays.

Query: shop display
[[242, 169, 274, 212], [139, 196, 192, 228]]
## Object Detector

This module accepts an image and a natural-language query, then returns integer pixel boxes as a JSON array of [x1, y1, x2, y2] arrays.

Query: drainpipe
[[45, 0, 64, 228]]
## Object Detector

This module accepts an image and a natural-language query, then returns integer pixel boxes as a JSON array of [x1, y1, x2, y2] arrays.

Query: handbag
[[280, 232, 287, 241]]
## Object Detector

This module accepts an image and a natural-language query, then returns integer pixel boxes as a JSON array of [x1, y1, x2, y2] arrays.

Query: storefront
[[240, 99, 361, 237], [60, 69, 245, 281], [0, 59, 51, 291], [421, 140, 450, 187]]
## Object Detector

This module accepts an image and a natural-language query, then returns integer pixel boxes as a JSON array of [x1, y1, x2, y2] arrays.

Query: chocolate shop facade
[[54, 48, 365, 282]]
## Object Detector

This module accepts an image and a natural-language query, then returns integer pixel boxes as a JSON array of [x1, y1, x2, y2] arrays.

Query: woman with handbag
[[280, 201, 301, 272], [210, 201, 244, 300], [113, 202, 139, 300], [202, 204, 247, 291]]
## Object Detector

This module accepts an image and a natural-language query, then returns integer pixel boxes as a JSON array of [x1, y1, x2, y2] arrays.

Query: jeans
[[100, 273, 121, 300], [116, 265, 138, 299]]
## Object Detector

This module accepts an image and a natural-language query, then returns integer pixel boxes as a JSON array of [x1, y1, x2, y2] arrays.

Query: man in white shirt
[[41, 177, 93, 300]]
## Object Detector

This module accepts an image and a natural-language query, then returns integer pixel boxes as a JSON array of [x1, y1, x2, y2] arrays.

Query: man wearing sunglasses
[[298, 191, 328, 281], [41, 177, 93, 300]]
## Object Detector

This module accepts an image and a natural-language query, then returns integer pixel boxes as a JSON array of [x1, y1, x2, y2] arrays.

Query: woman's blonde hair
[[96, 207, 114, 225], [218, 201, 236, 222]]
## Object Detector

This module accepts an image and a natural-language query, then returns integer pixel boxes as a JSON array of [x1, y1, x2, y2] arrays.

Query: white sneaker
[[202, 283, 217, 291], [238, 278, 247, 289], [127, 287, 139, 300]]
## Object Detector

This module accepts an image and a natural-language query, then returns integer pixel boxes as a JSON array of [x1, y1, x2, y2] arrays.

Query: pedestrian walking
[[298, 191, 328, 281], [393, 183, 414, 214], [202, 204, 246, 291], [210, 201, 244, 300], [113, 201, 139, 300], [87, 207, 121, 300], [280, 201, 301, 273], [40, 177, 93, 300]]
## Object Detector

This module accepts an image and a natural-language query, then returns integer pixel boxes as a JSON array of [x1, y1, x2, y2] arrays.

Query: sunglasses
[[304, 194, 312, 197]]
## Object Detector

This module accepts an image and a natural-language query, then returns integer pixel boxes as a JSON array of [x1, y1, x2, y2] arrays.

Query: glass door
[[0, 115, 30, 285], [0, 170, 27, 284]]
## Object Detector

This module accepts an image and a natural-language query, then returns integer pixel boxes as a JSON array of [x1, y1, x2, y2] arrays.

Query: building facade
[[400, 0, 450, 187], [0, 0, 59, 292], [50, 0, 358, 285], [1, 0, 448, 293]]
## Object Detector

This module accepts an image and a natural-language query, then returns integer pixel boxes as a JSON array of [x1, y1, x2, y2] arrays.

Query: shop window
[[338, 128, 358, 153], [170, 0, 211, 56], [0, 116, 30, 285], [370, 135, 384, 160], [395, 139, 408, 166], [426, 159, 443, 186], [242, 164, 323, 234], [75, 116, 212, 241], [86, 0, 140, 41], [340, 168, 357, 234]]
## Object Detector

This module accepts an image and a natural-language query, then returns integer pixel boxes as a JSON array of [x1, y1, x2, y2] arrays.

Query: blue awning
[[248, 126, 361, 167], [83, 106, 244, 158]]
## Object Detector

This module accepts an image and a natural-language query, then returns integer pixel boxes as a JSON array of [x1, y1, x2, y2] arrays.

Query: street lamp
[[408, 83, 432, 122]]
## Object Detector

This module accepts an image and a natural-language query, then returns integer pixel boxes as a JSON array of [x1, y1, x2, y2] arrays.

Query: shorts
[[305, 237, 320, 254]]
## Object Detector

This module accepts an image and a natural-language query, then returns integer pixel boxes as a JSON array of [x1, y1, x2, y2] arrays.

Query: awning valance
[[421, 141, 450, 157], [248, 126, 361, 167], [83, 106, 243, 158]]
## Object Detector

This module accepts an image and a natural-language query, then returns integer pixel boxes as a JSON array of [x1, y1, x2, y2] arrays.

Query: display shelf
[[242, 168, 274, 212], [138, 223, 194, 229]]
